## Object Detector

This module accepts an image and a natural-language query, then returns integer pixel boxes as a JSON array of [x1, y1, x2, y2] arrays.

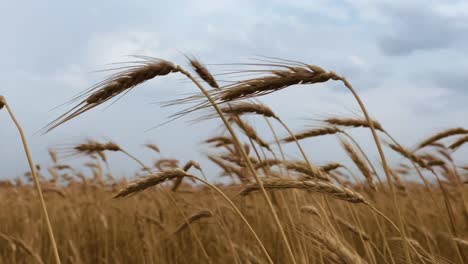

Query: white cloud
[[1, 0, 467, 180], [348, 55, 369, 68], [85, 31, 178, 65], [434, 1, 468, 18]]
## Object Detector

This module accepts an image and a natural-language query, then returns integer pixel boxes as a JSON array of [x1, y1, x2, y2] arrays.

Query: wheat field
[[0, 57, 467, 264]]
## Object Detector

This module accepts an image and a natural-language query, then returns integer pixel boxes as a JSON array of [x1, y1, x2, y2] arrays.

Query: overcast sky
[[1, 0, 467, 182]]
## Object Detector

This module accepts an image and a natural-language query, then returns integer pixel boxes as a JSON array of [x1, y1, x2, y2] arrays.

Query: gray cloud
[[1, 0, 467, 181], [371, 2, 468, 56]]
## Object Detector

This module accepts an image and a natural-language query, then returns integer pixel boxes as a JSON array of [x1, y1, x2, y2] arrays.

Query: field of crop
[[1, 57, 467, 264]]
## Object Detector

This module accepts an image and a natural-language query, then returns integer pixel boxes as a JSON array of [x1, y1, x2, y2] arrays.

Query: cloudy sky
[[1, 0, 467, 181]]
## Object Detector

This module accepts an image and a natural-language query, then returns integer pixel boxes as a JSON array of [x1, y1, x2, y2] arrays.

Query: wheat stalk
[[114, 169, 274, 263], [0, 96, 61, 264]]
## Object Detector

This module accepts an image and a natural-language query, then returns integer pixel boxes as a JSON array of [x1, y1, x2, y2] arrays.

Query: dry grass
[[2, 56, 468, 264]]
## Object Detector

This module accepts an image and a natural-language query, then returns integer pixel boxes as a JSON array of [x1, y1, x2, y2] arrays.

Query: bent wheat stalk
[[45, 57, 292, 264], [0, 96, 61, 264], [329, 74, 412, 264], [114, 169, 274, 264], [178, 64, 296, 264]]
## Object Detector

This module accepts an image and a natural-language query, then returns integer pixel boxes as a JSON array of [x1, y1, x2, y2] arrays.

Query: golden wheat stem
[[184, 173, 274, 264], [179, 66, 291, 264], [276, 118, 329, 181], [370, 211, 397, 264], [2, 98, 61, 264], [333, 76, 412, 264], [120, 128, 273, 263], [345, 204, 377, 264], [384, 132, 462, 260], [199, 169, 241, 264], [431, 172, 466, 263], [263, 116, 311, 262], [119, 150, 212, 262], [256, 136, 309, 263]]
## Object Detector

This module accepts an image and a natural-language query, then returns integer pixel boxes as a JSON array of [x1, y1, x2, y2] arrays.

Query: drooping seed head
[[187, 56, 219, 89], [229, 116, 271, 150], [183, 160, 201, 171], [164, 61, 333, 119], [324, 117, 384, 132], [220, 102, 278, 119], [215, 65, 333, 102], [417, 127, 468, 149], [388, 143, 427, 168], [319, 163, 343, 173], [340, 139, 375, 190], [44, 58, 179, 132], [74, 140, 122, 154], [241, 178, 367, 204], [205, 136, 234, 146], [282, 126, 342, 143], [449, 135, 468, 150], [0, 96, 5, 110], [144, 143, 160, 153], [114, 169, 188, 198]]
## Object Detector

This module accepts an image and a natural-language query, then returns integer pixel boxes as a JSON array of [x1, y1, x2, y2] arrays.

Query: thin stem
[[179, 67, 293, 264], [432, 172, 466, 264], [199, 170, 241, 264], [383, 132, 458, 259], [3, 100, 61, 264], [276, 118, 326, 182], [119, 149, 212, 262], [264, 117, 310, 263], [334, 76, 412, 264], [185, 174, 274, 264]]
